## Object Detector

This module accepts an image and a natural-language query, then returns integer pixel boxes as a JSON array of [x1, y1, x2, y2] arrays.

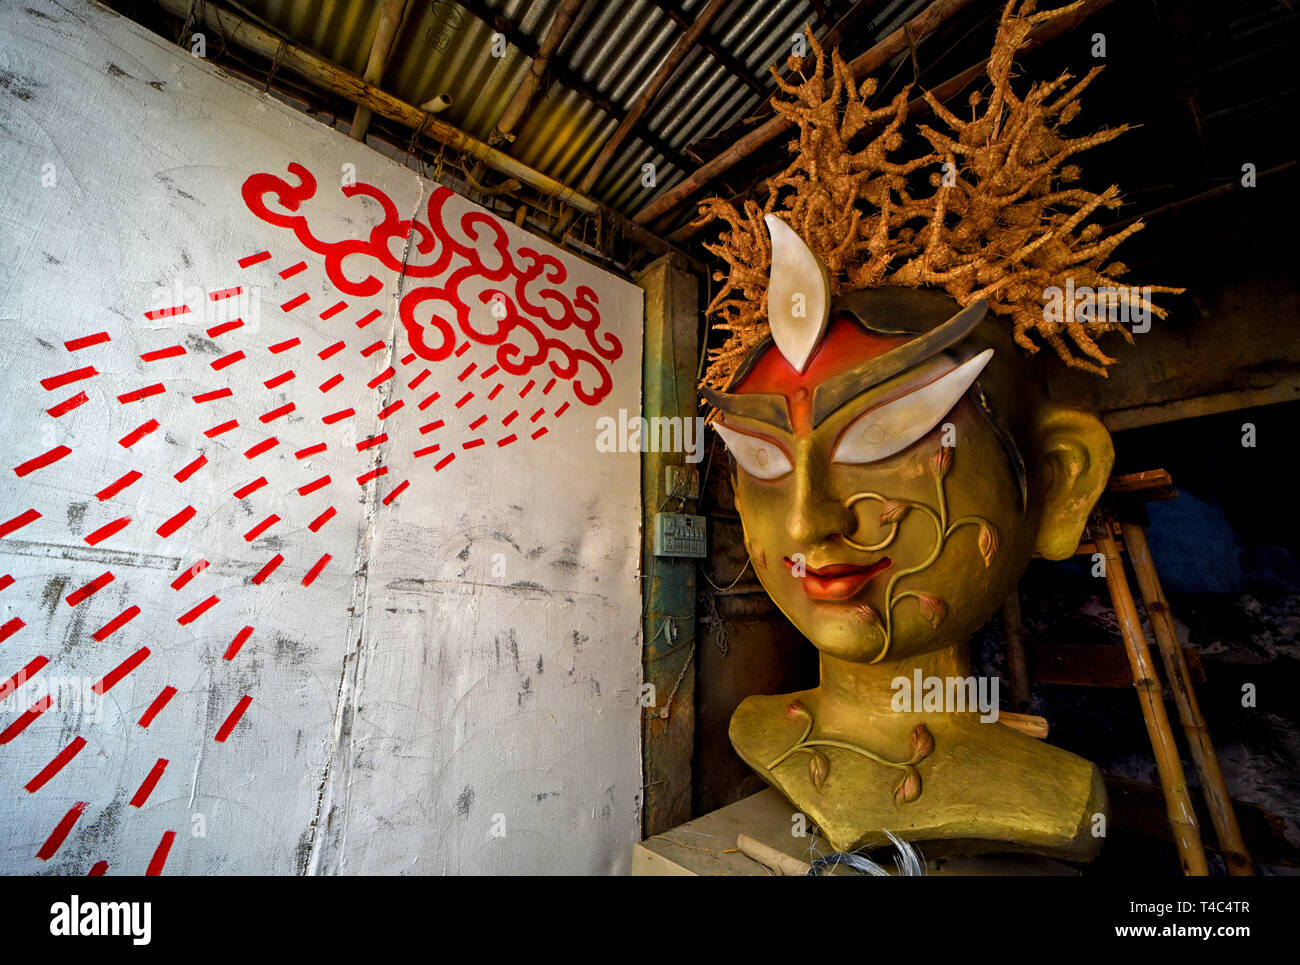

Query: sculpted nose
[[786, 455, 854, 546]]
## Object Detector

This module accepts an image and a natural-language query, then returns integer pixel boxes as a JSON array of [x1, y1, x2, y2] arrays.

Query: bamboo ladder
[[1004, 469, 1254, 876]]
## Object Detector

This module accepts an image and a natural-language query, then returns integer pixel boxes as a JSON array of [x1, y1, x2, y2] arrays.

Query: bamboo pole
[[1001, 587, 1032, 714], [1120, 521, 1255, 875], [153, 0, 689, 263], [491, 0, 585, 145], [350, 0, 409, 142], [1095, 509, 1209, 875]]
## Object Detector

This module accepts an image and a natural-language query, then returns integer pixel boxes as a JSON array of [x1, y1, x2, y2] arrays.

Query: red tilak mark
[[141, 345, 186, 362], [408, 369, 431, 390], [209, 285, 242, 300], [14, 445, 72, 477], [269, 337, 301, 354], [41, 366, 98, 391], [455, 391, 473, 408], [244, 437, 278, 459], [213, 696, 253, 744], [178, 595, 219, 625], [207, 319, 244, 338], [175, 454, 207, 483], [244, 515, 280, 542], [1, 695, 49, 744], [205, 420, 238, 438], [419, 420, 444, 435], [417, 391, 440, 411], [296, 443, 327, 459], [413, 445, 440, 458], [434, 452, 457, 471], [531, 427, 549, 440], [279, 261, 307, 279], [457, 362, 477, 381], [85, 517, 130, 546], [488, 383, 503, 401], [211, 350, 245, 370], [377, 400, 404, 419], [519, 379, 536, 398], [48, 392, 90, 417], [319, 341, 345, 360], [144, 305, 189, 320], [130, 759, 168, 808], [233, 476, 267, 499], [170, 559, 208, 590], [37, 802, 88, 860], [498, 434, 518, 447], [117, 383, 165, 404], [320, 301, 347, 320], [146, 830, 176, 876], [454, 342, 471, 357], [530, 407, 545, 423], [120, 419, 160, 447], [156, 505, 196, 538], [260, 402, 295, 423], [481, 364, 500, 379], [93, 606, 140, 642], [361, 340, 386, 357], [319, 373, 343, 392], [463, 439, 485, 450], [382, 480, 409, 506], [543, 378, 557, 395], [88, 861, 108, 876], [139, 686, 177, 728], [193, 387, 233, 403], [355, 309, 382, 329], [400, 352, 415, 365], [67, 571, 114, 607], [281, 293, 310, 312], [64, 333, 110, 352], [298, 475, 331, 495], [0, 617, 26, 643], [93, 646, 150, 694], [302, 554, 331, 587], [0, 508, 41, 539], [0, 574, 12, 593], [322, 408, 354, 424], [368, 367, 396, 389], [26, 736, 87, 792], [356, 467, 387, 485], [97, 470, 143, 501], [225, 626, 254, 659], [502, 409, 519, 426], [308, 506, 336, 532], [1, 655, 48, 701], [555, 401, 571, 417], [264, 370, 295, 389], [356, 433, 387, 451], [251, 554, 283, 585], [238, 250, 272, 268]]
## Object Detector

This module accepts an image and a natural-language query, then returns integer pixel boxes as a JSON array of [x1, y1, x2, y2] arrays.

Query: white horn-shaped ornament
[[765, 213, 830, 374]]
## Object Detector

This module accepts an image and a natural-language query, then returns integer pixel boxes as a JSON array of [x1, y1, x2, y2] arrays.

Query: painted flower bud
[[787, 700, 809, 722], [930, 446, 953, 478], [917, 593, 947, 629], [909, 724, 935, 761], [978, 522, 999, 568], [855, 602, 881, 626], [809, 751, 829, 790], [894, 765, 922, 805], [879, 500, 910, 525]]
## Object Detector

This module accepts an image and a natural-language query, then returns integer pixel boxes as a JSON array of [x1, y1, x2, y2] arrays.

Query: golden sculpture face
[[718, 315, 1032, 665]]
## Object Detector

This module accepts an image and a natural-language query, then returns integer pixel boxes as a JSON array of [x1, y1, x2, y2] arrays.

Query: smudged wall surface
[[0, 0, 642, 875]]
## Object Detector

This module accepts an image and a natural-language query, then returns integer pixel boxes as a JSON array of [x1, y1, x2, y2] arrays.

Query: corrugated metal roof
[[231, 0, 835, 217]]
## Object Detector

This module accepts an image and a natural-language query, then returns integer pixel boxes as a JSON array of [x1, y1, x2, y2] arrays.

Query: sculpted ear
[[1032, 403, 1114, 561]]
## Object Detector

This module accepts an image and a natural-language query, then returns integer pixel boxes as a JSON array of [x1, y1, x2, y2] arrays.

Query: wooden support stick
[[998, 711, 1048, 739], [736, 834, 813, 875], [1120, 521, 1255, 875], [350, 0, 409, 142], [1094, 509, 1208, 875], [1002, 586, 1031, 714]]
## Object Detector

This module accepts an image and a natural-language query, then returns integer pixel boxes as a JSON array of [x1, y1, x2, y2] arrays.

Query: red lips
[[784, 557, 892, 601]]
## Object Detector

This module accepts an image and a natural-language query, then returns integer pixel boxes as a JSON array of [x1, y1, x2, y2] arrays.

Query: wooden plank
[[1031, 643, 1205, 689]]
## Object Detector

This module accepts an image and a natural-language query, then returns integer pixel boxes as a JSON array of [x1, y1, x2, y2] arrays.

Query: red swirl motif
[[241, 163, 622, 405]]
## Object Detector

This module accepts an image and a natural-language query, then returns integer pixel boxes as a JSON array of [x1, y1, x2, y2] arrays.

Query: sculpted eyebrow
[[699, 386, 792, 434]]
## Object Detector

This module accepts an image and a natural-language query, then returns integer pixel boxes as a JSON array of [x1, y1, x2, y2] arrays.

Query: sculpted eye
[[712, 422, 793, 481], [831, 349, 993, 465]]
